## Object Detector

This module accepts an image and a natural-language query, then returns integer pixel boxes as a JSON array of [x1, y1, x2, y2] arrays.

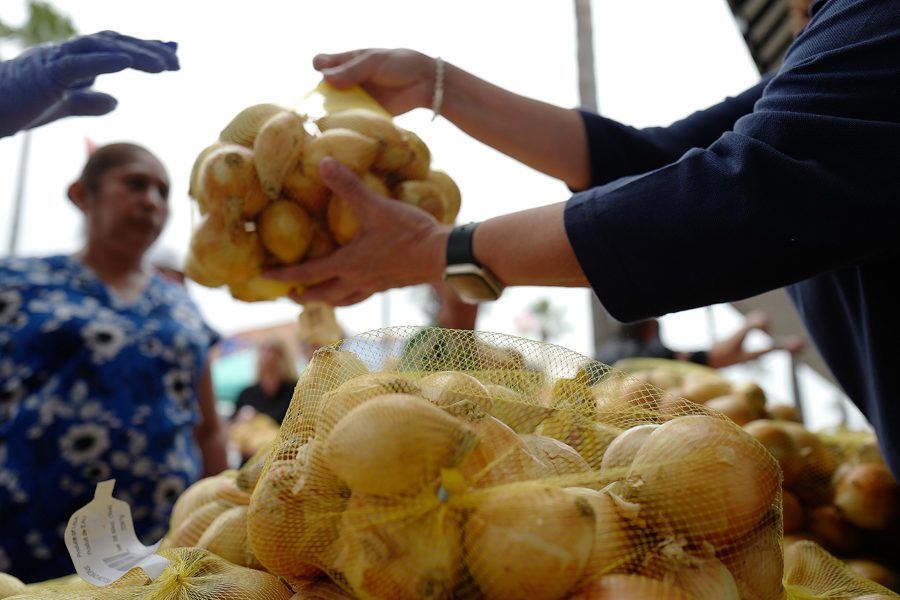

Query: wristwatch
[[443, 222, 504, 304]]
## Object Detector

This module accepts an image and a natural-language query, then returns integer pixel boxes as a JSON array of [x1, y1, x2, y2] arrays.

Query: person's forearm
[[441, 62, 591, 189], [196, 421, 229, 477], [472, 203, 589, 287]]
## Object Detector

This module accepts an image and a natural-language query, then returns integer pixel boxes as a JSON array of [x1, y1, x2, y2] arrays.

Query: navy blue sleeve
[[578, 76, 771, 188], [565, 0, 900, 323]]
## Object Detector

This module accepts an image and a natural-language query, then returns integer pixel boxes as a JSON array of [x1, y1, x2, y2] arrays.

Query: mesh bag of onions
[[183, 83, 461, 305], [239, 326, 898, 600]]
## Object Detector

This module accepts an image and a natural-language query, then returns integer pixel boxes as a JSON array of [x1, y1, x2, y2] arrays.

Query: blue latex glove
[[0, 30, 179, 138]]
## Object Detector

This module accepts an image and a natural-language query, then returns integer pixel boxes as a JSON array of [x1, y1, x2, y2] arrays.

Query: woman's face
[[84, 152, 170, 255]]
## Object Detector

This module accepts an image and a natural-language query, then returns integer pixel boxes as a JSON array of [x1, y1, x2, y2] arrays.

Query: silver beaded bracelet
[[431, 56, 445, 121]]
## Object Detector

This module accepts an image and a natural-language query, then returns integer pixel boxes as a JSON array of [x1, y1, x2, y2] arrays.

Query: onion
[[188, 209, 266, 284], [331, 494, 463, 600], [257, 200, 315, 264], [776, 421, 836, 506], [720, 513, 785, 600], [571, 574, 691, 599], [315, 372, 420, 437], [247, 450, 346, 579], [458, 414, 543, 488], [323, 393, 476, 495], [767, 403, 803, 423], [845, 559, 900, 591], [627, 415, 779, 546], [677, 375, 733, 404], [664, 557, 739, 600], [600, 423, 659, 476], [806, 505, 861, 555], [781, 489, 806, 534], [522, 433, 593, 479], [566, 487, 635, 582], [464, 483, 595, 600], [484, 383, 552, 434], [704, 394, 762, 426], [419, 371, 494, 415], [743, 419, 803, 487], [199, 143, 269, 218], [833, 462, 900, 530]]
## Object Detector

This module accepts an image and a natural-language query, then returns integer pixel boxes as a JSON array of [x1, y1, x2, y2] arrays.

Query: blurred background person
[[231, 337, 297, 426], [596, 310, 806, 369], [0, 142, 226, 583]]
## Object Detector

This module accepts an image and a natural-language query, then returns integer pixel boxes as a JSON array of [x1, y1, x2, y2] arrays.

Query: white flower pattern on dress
[[59, 422, 111, 466]]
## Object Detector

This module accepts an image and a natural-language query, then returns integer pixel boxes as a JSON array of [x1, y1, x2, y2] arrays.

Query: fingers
[[289, 278, 375, 307], [316, 51, 377, 88], [49, 53, 132, 87], [313, 50, 367, 71], [62, 89, 118, 116], [264, 249, 346, 286], [318, 157, 379, 216], [60, 31, 180, 77]]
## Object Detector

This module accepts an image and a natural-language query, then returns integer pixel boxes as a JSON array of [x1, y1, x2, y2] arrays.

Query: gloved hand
[[0, 30, 179, 138]]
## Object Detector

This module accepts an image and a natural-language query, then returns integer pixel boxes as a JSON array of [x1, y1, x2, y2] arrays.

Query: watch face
[[444, 265, 502, 303]]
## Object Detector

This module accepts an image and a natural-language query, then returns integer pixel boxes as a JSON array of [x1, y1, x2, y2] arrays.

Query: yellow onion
[[198, 143, 269, 218], [257, 200, 315, 264], [566, 487, 635, 581], [302, 127, 379, 183], [323, 393, 476, 495], [293, 349, 369, 430], [187, 207, 266, 285], [425, 170, 460, 225], [315, 372, 421, 437], [626, 415, 779, 546], [806, 504, 862, 555], [419, 371, 494, 416], [571, 574, 691, 600], [458, 414, 543, 488], [331, 494, 463, 600], [781, 489, 806, 534], [464, 483, 595, 600], [247, 450, 346, 579], [721, 514, 785, 600], [833, 462, 900, 530], [704, 394, 763, 426], [481, 383, 549, 433], [743, 418, 804, 487], [663, 557, 739, 600], [522, 433, 592, 479], [600, 423, 659, 476]]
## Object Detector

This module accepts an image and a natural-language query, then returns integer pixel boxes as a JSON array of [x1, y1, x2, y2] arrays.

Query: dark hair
[[79, 143, 162, 193]]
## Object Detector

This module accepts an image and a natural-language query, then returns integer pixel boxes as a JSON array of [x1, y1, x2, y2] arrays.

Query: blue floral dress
[[0, 255, 219, 583]]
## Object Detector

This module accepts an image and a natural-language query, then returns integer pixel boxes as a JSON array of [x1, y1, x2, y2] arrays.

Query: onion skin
[[464, 483, 595, 600], [626, 415, 779, 546], [570, 574, 692, 600], [833, 462, 900, 531]]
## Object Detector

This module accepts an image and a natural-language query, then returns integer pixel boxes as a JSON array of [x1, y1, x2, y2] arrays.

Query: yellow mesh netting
[[237, 326, 898, 599], [7, 548, 292, 599]]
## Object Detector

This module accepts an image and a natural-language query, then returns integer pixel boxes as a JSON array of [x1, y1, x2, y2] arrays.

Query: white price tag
[[64, 479, 170, 586]]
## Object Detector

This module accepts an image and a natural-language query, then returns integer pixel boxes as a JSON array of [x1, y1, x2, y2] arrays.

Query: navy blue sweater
[[564, 0, 900, 474]]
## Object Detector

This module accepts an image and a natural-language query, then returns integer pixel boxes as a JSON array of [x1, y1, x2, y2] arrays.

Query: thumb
[[318, 157, 381, 216], [62, 89, 118, 116]]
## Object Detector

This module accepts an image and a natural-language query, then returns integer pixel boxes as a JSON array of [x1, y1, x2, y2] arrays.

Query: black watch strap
[[446, 222, 480, 267]]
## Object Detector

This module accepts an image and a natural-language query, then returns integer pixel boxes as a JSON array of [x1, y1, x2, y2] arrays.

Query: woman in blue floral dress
[[0, 143, 227, 582]]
